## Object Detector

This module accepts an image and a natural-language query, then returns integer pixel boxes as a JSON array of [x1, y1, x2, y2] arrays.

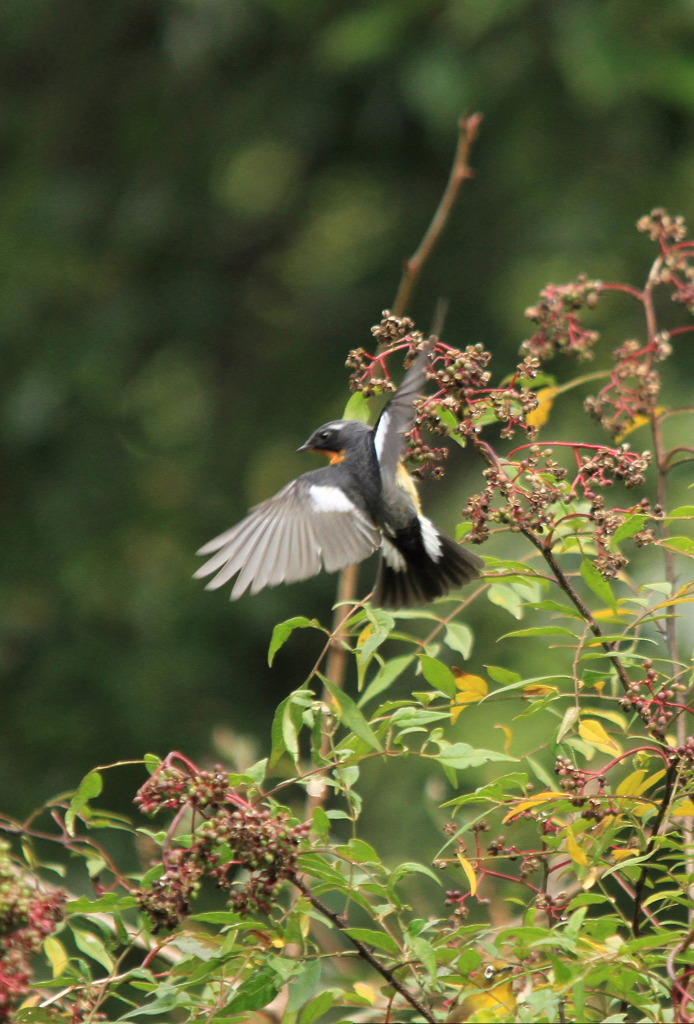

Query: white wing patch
[[381, 535, 407, 573], [419, 516, 443, 561], [308, 484, 357, 513], [374, 409, 391, 463]]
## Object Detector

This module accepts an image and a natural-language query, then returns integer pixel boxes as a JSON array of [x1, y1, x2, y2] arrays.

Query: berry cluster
[[348, 314, 546, 481], [553, 757, 620, 821], [523, 275, 603, 361], [0, 840, 65, 1021], [461, 443, 652, 575], [619, 662, 685, 737], [637, 208, 694, 312], [584, 336, 668, 438], [135, 758, 310, 931]]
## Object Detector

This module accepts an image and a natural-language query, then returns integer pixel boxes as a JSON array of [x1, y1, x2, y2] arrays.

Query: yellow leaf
[[451, 671, 488, 722], [588, 708, 628, 729], [502, 791, 564, 823], [526, 386, 558, 429], [578, 719, 622, 756], [616, 769, 667, 797], [495, 723, 513, 755], [357, 624, 373, 648], [672, 798, 694, 817], [634, 769, 666, 796], [453, 670, 488, 701], [271, 936, 285, 948], [353, 982, 377, 1005], [566, 829, 589, 867], [611, 846, 641, 862], [582, 867, 600, 890], [592, 608, 630, 621], [634, 799, 658, 819], [522, 683, 558, 696], [44, 936, 69, 978], [457, 852, 478, 895], [615, 406, 666, 442], [18, 996, 41, 1010]]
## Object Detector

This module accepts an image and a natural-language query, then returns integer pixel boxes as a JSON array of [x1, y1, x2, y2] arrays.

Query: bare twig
[[392, 113, 483, 318]]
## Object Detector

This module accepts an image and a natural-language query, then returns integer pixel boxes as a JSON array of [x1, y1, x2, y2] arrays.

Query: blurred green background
[[3, 0, 694, 827]]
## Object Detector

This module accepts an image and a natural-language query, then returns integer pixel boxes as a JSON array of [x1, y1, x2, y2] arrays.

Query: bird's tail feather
[[373, 528, 483, 609]]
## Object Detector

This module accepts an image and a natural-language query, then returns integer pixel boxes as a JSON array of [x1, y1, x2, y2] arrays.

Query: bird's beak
[[296, 442, 310, 453]]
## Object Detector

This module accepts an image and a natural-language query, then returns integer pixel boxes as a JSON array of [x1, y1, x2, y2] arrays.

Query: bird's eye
[[319, 430, 331, 441], [484, 965, 497, 981]]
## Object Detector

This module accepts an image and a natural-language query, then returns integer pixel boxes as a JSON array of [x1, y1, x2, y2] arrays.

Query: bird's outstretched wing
[[373, 340, 434, 480], [194, 477, 381, 599]]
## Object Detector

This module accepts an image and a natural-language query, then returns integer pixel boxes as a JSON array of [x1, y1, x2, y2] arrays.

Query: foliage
[[3, 212, 694, 1021], [8, 0, 694, 818]]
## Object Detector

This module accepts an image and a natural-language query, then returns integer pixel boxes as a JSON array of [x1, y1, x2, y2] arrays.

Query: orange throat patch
[[326, 449, 346, 465]]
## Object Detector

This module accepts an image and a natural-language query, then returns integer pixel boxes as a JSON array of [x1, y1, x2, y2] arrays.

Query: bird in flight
[[195, 343, 483, 608]]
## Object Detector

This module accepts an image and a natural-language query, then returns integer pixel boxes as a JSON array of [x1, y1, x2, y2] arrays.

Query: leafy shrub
[[3, 209, 694, 1023]]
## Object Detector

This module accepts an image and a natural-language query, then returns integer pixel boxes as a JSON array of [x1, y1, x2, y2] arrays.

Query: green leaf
[[190, 911, 242, 924], [660, 535, 694, 556], [580, 557, 617, 610], [667, 505, 694, 518], [269, 689, 313, 767], [343, 927, 400, 955], [611, 513, 648, 546], [501, 626, 578, 640], [299, 990, 339, 1024], [434, 404, 461, 435], [67, 894, 138, 914], [119, 989, 181, 1018], [557, 706, 580, 743], [323, 678, 383, 751], [526, 756, 556, 789], [286, 958, 322, 1013], [268, 616, 321, 666], [408, 933, 438, 977], [419, 655, 457, 697], [336, 837, 380, 863], [526, 599, 584, 619], [487, 583, 524, 619], [435, 742, 517, 770], [485, 665, 522, 686], [359, 654, 415, 706], [356, 610, 395, 689], [66, 771, 103, 836], [143, 753, 161, 774], [342, 389, 371, 422], [390, 861, 441, 885], [224, 966, 283, 1014], [71, 927, 114, 972], [444, 622, 473, 659]]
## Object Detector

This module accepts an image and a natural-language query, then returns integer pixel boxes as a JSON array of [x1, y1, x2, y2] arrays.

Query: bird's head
[[297, 420, 371, 465]]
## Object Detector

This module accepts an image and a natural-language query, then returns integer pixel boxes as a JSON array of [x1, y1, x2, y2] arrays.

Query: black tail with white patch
[[373, 517, 484, 609]]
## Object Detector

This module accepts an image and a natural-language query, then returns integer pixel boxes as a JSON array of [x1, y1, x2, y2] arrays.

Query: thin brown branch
[[392, 113, 483, 317], [320, 113, 484, 735], [290, 872, 439, 1024]]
